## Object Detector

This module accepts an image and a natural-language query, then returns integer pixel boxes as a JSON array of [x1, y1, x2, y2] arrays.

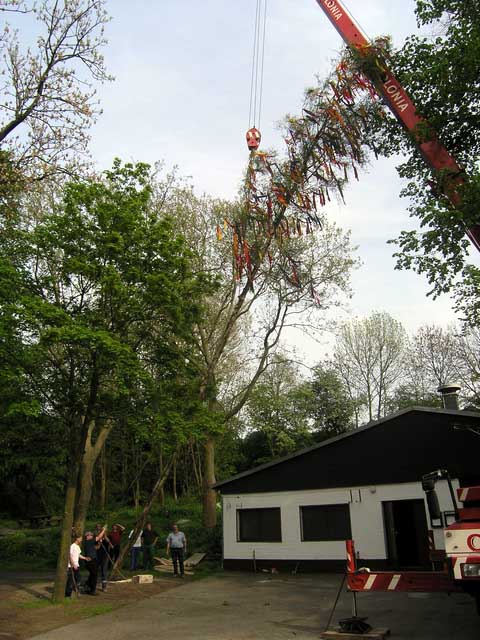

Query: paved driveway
[[31, 572, 479, 640]]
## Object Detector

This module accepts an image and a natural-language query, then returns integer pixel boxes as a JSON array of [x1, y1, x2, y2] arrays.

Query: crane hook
[[246, 127, 261, 151]]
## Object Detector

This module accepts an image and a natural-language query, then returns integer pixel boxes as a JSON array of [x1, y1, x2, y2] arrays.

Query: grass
[[16, 596, 114, 619], [67, 603, 114, 618], [17, 599, 52, 610]]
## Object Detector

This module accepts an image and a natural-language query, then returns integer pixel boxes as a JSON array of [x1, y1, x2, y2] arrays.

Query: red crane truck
[[345, 471, 480, 615]]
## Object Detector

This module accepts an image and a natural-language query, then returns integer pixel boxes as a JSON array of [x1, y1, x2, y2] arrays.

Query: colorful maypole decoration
[[230, 6, 388, 292]]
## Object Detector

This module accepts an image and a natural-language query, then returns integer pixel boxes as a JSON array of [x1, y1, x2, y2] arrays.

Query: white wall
[[222, 479, 458, 561]]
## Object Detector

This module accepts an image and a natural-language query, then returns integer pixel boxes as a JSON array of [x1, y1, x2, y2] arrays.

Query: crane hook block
[[246, 127, 261, 151]]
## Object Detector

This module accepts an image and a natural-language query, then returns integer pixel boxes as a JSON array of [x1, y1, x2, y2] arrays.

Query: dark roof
[[214, 407, 480, 494]]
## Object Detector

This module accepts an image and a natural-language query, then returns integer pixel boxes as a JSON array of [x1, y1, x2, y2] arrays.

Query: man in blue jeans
[[128, 529, 143, 571], [166, 523, 187, 577]]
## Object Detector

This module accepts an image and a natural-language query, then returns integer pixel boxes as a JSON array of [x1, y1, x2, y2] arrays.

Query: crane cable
[[248, 0, 268, 131]]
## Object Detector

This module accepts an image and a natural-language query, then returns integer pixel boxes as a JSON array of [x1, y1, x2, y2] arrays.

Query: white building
[[214, 407, 480, 571]]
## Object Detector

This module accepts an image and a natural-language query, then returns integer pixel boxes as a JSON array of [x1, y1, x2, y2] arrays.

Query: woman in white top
[[65, 534, 90, 597]]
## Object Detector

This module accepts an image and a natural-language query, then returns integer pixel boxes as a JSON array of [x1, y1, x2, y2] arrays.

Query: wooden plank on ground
[[112, 578, 132, 583], [132, 574, 154, 584], [155, 565, 194, 575], [185, 552, 206, 567], [321, 628, 390, 640]]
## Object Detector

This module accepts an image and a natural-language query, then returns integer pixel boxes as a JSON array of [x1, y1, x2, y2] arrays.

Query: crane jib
[[316, 0, 480, 252], [384, 79, 409, 114], [322, 0, 343, 21]]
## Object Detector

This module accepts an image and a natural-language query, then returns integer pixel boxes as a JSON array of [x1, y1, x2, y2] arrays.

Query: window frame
[[299, 503, 352, 542], [236, 507, 282, 543]]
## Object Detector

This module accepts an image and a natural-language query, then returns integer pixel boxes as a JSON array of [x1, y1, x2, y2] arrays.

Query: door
[[382, 499, 430, 569]]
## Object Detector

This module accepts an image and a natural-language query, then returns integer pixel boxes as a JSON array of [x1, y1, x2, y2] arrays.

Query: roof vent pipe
[[437, 383, 461, 410]]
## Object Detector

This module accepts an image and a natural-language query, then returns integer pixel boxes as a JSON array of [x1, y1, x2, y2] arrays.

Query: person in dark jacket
[[95, 523, 113, 591], [83, 526, 106, 595], [141, 522, 159, 570]]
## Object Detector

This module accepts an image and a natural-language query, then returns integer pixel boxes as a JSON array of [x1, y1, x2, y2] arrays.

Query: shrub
[[0, 529, 60, 568]]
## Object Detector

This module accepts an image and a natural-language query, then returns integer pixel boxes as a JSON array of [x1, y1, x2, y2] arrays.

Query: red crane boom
[[315, 0, 480, 251]]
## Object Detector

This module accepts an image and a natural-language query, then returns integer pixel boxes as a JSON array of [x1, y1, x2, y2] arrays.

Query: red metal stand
[[344, 540, 461, 594]]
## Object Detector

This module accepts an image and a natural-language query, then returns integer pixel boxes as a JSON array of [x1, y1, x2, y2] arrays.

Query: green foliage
[[0, 529, 60, 569], [0, 160, 214, 516], [386, 384, 442, 413], [308, 365, 356, 440], [364, 1, 480, 324], [241, 358, 315, 466], [98, 497, 221, 557], [0, 495, 221, 570]]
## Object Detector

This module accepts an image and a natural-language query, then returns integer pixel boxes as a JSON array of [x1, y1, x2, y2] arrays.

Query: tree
[[385, 323, 480, 412], [385, 383, 442, 413], [0, 160, 210, 599], [242, 357, 314, 466], [170, 188, 357, 527], [453, 326, 480, 408], [407, 324, 459, 388], [332, 312, 407, 422], [0, 0, 111, 181], [362, 2, 480, 324], [308, 365, 357, 439]]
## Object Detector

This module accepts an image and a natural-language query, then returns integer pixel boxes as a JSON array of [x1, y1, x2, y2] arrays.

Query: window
[[237, 508, 282, 542], [300, 504, 351, 541], [443, 511, 456, 527]]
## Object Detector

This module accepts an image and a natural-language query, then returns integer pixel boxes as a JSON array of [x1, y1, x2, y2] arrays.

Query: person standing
[[109, 523, 125, 564], [166, 523, 187, 577], [95, 523, 113, 592], [141, 522, 158, 571], [83, 527, 105, 596], [128, 528, 143, 571], [65, 534, 89, 597]]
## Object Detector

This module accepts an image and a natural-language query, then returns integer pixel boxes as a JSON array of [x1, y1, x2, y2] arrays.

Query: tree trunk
[[52, 414, 91, 602], [202, 436, 217, 528], [196, 441, 203, 486], [183, 457, 190, 496], [121, 447, 127, 495], [73, 420, 112, 534], [134, 478, 140, 510], [112, 449, 178, 576], [158, 447, 165, 506], [73, 453, 94, 535], [191, 440, 201, 491], [52, 468, 77, 601], [98, 443, 107, 510], [172, 457, 178, 502]]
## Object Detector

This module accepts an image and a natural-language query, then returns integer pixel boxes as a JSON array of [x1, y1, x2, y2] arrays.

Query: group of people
[[129, 522, 187, 576], [66, 522, 187, 597]]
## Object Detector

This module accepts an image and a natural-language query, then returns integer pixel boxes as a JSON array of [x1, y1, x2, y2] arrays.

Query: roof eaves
[[213, 406, 480, 490]]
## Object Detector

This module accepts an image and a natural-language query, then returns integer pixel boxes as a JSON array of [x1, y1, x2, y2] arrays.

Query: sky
[[87, 0, 465, 363]]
